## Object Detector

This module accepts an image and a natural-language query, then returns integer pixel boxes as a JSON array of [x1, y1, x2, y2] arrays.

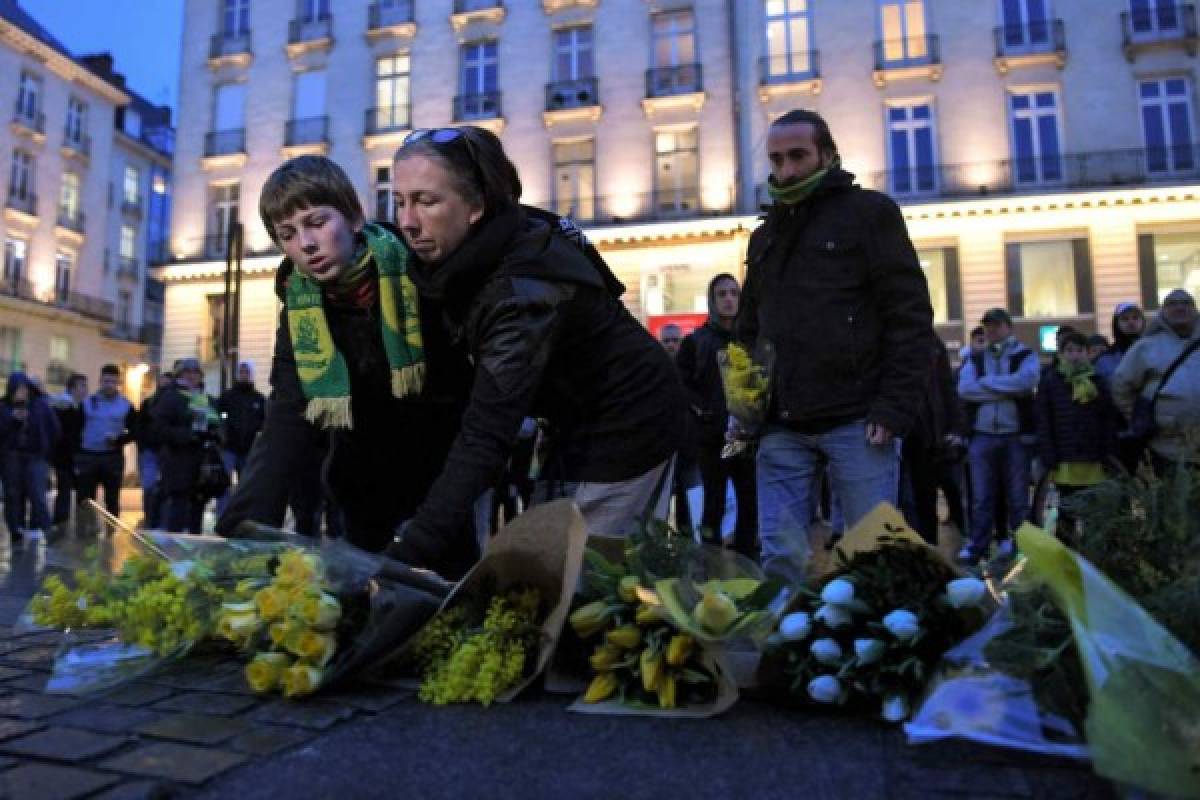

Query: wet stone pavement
[[0, 502, 1114, 799]]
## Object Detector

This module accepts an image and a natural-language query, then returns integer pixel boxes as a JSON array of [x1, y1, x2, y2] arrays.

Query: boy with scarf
[[1035, 330, 1116, 541], [216, 156, 472, 561]]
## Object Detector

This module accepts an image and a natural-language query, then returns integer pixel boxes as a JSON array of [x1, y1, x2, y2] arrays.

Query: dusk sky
[[25, 0, 185, 112]]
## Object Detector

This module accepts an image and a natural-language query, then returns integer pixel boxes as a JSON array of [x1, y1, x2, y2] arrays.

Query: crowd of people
[[3, 108, 1198, 587]]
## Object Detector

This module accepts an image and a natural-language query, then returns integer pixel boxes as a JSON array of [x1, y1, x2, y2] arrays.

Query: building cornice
[[114, 130, 172, 167], [0, 21, 130, 106], [154, 255, 281, 283]]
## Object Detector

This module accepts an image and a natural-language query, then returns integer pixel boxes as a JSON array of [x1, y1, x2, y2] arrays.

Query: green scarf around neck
[[1057, 359, 1098, 404], [284, 222, 425, 430], [767, 156, 841, 206]]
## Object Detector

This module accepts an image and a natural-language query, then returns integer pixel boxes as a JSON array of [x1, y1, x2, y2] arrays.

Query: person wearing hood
[[49, 373, 87, 529], [737, 109, 934, 584], [1112, 289, 1200, 469], [386, 126, 685, 577], [216, 360, 266, 516], [0, 372, 60, 542], [676, 273, 757, 557], [215, 156, 473, 553], [1094, 302, 1146, 381]]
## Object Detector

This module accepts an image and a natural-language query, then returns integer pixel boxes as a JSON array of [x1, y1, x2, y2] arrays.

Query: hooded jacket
[[676, 275, 737, 446], [737, 166, 934, 436], [1094, 304, 1145, 381], [1111, 313, 1200, 461], [0, 373, 61, 459], [400, 205, 685, 562]]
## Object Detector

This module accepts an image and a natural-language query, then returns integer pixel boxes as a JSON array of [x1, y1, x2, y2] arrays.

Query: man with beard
[[737, 109, 934, 584]]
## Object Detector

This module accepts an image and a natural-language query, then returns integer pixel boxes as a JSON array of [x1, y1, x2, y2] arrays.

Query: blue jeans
[[756, 420, 898, 585], [966, 433, 1031, 556], [3, 451, 51, 535]]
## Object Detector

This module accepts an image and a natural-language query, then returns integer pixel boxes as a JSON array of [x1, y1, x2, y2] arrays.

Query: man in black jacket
[[677, 273, 757, 557], [49, 373, 87, 530], [152, 359, 213, 533], [216, 360, 265, 515], [738, 109, 934, 584]]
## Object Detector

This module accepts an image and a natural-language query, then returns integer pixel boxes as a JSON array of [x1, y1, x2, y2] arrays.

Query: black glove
[[385, 519, 480, 581]]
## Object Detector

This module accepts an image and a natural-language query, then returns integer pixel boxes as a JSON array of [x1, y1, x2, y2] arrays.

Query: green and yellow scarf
[[284, 223, 425, 430], [767, 156, 841, 206], [1057, 359, 1098, 404]]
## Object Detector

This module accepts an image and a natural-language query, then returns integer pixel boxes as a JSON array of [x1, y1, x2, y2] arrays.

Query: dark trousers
[[163, 491, 203, 534], [53, 464, 76, 524], [901, 435, 940, 545], [2, 452, 50, 534], [75, 451, 124, 519], [671, 452, 699, 533], [695, 442, 758, 558]]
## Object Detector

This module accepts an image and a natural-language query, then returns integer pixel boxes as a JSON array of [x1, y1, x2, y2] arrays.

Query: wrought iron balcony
[[454, 0, 502, 12], [545, 77, 599, 111], [645, 64, 703, 98], [56, 208, 85, 233], [204, 129, 246, 157], [62, 132, 91, 157], [758, 52, 820, 85], [121, 198, 143, 218], [454, 92, 502, 121], [209, 31, 252, 61], [11, 107, 44, 135], [288, 14, 332, 44], [5, 190, 36, 216], [364, 105, 411, 135], [117, 256, 140, 279], [1121, 3, 1198, 57], [557, 186, 733, 226], [368, 1, 413, 30], [874, 34, 940, 70], [285, 116, 330, 147]]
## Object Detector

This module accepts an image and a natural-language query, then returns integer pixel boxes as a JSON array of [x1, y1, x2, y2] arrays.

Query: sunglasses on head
[[403, 127, 466, 146]]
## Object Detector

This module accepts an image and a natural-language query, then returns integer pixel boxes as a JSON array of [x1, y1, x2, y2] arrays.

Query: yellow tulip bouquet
[[217, 540, 450, 699]]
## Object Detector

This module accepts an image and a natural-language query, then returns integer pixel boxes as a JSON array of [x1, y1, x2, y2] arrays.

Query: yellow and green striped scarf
[[284, 223, 425, 430]]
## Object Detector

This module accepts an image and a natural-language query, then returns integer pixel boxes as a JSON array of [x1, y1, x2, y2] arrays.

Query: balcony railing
[[554, 186, 733, 226], [1122, 3, 1196, 40], [12, 108, 45, 135], [863, 144, 1200, 202], [209, 30, 252, 60], [454, 0, 502, 12], [645, 64, 703, 98], [759, 53, 820, 85], [121, 198, 143, 218], [874, 35, 941, 70], [285, 116, 330, 147], [62, 132, 91, 157], [545, 77, 599, 111], [204, 129, 246, 157], [0, 276, 37, 301], [5, 190, 36, 216], [117, 256, 140, 279], [56, 208, 85, 233], [289, 14, 332, 44], [364, 105, 411, 135], [994, 19, 1066, 56], [368, 1, 413, 29], [454, 92, 502, 121]]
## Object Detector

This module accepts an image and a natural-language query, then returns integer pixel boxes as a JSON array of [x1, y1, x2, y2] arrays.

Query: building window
[[209, 183, 240, 257], [3, 237, 27, 288], [654, 129, 699, 216], [1137, 231, 1200, 308], [65, 97, 87, 145], [1009, 90, 1063, 185], [1128, 0, 1184, 35], [123, 165, 140, 206], [374, 165, 393, 223], [8, 150, 34, 201], [293, 69, 327, 121], [148, 165, 171, 265], [879, 0, 928, 62], [652, 10, 696, 67], [764, 0, 813, 80], [300, 0, 331, 21], [458, 41, 499, 119], [0, 327, 22, 372], [886, 102, 938, 195], [375, 55, 411, 129], [553, 139, 595, 222], [1140, 78, 1195, 174], [60, 172, 81, 221], [1000, 0, 1052, 49], [16, 72, 41, 123], [223, 0, 250, 35], [49, 335, 70, 366], [214, 83, 246, 132], [54, 251, 72, 304], [554, 26, 594, 81], [918, 247, 962, 324], [117, 290, 132, 330], [120, 225, 137, 261], [1005, 238, 1094, 318]]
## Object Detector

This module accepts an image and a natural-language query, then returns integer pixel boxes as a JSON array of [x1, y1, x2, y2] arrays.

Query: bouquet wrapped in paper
[[563, 520, 784, 717], [381, 499, 588, 705], [717, 341, 774, 431], [907, 523, 1200, 799], [758, 504, 990, 723]]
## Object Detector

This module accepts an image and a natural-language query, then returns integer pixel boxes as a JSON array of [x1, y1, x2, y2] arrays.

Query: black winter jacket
[[737, 168, 934, 436], [151, 383, 208, 494], [676, 320, 734, 447], [215, 223, 474, 552], [401, 206, 686, 561], [1034, 369, 1116, 469], [217, 383, 266, 456]]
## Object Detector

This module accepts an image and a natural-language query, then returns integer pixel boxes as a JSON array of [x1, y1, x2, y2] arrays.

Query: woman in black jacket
[[386, 126, 685, 574]]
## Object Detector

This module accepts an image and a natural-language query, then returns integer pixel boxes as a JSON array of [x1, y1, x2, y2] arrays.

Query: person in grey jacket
[[956, 308, 1040, 565], [1112, 289, 1200, 469]]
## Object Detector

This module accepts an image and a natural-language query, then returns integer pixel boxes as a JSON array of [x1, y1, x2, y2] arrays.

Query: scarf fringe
[[304, 397, 353, 430], [391, 363, 426, 398]]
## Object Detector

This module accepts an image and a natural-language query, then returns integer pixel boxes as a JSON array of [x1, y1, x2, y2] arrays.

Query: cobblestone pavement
[[0, 495, 1112, 799]]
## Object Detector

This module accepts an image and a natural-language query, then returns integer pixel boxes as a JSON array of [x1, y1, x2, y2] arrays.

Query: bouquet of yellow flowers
[[218, 540, 451, 699], [717, 341, 774, 430]]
